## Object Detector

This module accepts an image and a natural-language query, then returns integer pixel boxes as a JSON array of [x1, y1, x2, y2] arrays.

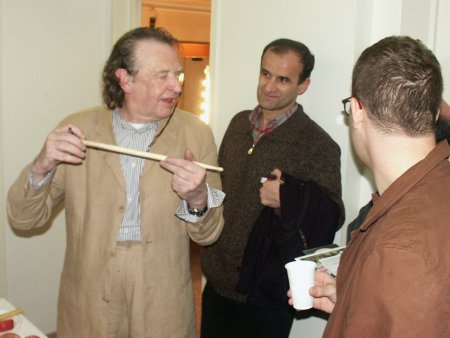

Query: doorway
[[142, 0, 211, 121], [141, 1, 212, 335]]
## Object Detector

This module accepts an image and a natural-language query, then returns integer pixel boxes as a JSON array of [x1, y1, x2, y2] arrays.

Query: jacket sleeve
[[330, 246, 448, 337], [185, 126, 224, 246], [6, 163, 65, 230]]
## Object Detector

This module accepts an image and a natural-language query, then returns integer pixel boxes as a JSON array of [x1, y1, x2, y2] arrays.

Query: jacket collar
[[360, 141, 450, 233]]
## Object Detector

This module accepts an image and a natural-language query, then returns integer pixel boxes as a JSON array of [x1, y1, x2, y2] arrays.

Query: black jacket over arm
[[236, 172, 340, 308]]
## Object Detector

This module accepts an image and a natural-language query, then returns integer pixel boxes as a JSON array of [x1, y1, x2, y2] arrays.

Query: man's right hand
[[31, 125, 86, 180], [287, 270, 337, 314], [309, 270, 337, 314]]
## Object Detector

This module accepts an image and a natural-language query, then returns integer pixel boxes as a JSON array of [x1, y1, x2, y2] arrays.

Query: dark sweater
[[201, 105, 344, 302]]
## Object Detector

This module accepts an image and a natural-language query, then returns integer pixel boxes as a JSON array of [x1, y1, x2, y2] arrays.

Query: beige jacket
[[7, 106, 224, 338]]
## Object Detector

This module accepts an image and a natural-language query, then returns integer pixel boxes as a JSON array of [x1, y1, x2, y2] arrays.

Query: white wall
[[436, 0, 450, 90], [0, 0, 7, 298], [1, 0, 120, 333], [209, 0, 450, 337]]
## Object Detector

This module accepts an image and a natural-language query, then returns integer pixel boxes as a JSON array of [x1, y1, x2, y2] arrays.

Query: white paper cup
[[285, 260, 316, 310]]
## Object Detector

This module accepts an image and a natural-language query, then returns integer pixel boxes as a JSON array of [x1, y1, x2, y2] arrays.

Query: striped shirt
[[113, 109, 224, 241], [113, 109, 158, 241]]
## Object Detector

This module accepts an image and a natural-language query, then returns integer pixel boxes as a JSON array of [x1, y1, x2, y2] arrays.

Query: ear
[[440, 100, 450, 119], [297, 78, 311, 96], [115, 68, 132, 92], [350, 97, 365, 129]]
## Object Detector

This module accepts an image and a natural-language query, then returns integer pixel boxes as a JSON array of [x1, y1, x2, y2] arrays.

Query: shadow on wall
[[294, 308, 329, 321]]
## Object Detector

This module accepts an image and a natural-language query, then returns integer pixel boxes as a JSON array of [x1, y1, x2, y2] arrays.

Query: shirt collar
[[362, 140, 450, 232], [249, 103, 298, 134], [113, 108, 159, 132]]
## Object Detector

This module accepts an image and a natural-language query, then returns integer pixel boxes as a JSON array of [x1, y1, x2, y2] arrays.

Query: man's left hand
[[259, 168, 283, 208], [160, 149, 208, 209]]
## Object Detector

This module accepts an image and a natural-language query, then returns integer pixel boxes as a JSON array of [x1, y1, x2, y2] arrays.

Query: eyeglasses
[[342, 97, 352, 116], [153, 70, 185, 86], [342, 96, 363, 116]]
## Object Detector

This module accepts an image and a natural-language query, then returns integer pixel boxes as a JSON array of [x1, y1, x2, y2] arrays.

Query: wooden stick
[[0, 308, 24, 321], [82, 140, 223, 172]]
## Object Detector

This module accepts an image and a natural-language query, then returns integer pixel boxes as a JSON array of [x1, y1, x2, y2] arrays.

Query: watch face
[[188, 206, 208, 217]]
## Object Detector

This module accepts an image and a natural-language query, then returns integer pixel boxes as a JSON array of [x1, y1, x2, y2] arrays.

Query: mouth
[[262, 93, 278, 100], [259, 89, 277, 98], [161, 97, 178, 106]]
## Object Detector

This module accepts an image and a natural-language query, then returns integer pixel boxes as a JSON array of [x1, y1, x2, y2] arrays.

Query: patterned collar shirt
[[247, 103, 297, 154]]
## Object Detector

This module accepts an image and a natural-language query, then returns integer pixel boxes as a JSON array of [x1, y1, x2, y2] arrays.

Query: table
[[0, 298, 48, 338]]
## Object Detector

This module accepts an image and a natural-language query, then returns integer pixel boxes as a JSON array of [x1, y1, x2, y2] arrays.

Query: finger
[[259, 186, 270, 206], [315, 270, 333, 284], [47, 131, 85, 160], [310, 282, 336, 299], [162, 162, 206, 198], [55, 134, 86, 158], [52, 126, 86, 154], [184, 148, 194, 161], [49, 142, 86, 163], [309, 286, 329, 298], [65, 125, 86, 140], [270, 168, 282, 178], [162, 157, 202, 177]]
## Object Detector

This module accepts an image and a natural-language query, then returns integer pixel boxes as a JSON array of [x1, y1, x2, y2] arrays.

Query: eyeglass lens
[[342, 97, 351, 115]]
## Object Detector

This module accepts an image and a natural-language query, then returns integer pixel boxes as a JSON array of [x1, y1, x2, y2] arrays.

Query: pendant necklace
[[248, 144, 255, 155], [248, 128, 268, 155]]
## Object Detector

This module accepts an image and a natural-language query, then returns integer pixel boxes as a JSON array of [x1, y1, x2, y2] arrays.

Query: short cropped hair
[[352, 36, 443, 136], [102, 27, 179, 110], [261, 38, 315, 84]]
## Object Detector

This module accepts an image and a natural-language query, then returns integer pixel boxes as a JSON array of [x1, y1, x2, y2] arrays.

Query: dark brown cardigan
[[202, 105, 344, 303]]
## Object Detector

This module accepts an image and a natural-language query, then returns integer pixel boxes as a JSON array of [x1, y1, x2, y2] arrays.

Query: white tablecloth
[[0, 298, 48, 338]]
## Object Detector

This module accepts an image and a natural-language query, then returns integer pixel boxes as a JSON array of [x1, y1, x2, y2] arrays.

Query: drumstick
[[0, 308, 24, 321], [82, 140, 223, 172]]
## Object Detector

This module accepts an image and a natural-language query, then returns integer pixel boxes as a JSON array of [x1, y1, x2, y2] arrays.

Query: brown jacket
[[7, 106, 224, 338], [325, 141, 450, 338]]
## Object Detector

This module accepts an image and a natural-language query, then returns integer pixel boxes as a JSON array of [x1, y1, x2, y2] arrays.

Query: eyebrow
[[261, 68, 293, 82], [278, 75, 291, 82], [153, 69, 169, 75], [153, 68, 184, 75]]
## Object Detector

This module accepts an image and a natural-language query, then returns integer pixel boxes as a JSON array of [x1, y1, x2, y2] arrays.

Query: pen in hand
[[260, 174, 284, 184]]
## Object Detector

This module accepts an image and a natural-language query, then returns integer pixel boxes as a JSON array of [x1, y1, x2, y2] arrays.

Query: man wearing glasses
[[344, 99, 450, 244], [298, 36, 450, 337]]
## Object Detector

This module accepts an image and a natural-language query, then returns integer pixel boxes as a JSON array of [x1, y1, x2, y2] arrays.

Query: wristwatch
[[188, 205, 208, 217]]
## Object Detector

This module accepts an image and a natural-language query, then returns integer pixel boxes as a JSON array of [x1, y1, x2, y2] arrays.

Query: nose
[[169, 73, 183, 94], [263, 77, 277, 92]]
